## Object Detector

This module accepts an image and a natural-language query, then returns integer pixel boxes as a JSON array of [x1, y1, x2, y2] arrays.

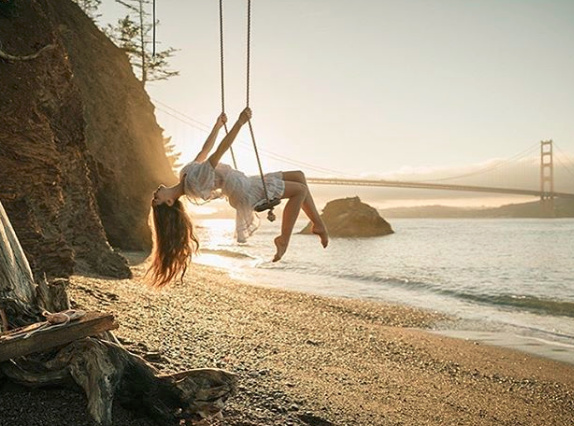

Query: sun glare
[[196, 218, 236, 247]]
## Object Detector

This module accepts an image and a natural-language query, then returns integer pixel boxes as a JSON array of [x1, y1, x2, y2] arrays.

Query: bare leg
[[273, 181, 307, 262], [282, 171, 328, 248]]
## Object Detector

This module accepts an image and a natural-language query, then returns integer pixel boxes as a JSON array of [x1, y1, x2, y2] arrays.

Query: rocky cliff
[[301, 197, 394, 238], [0, 0, 175, 279]]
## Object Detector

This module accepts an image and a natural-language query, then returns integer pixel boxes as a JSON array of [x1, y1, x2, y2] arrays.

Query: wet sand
[[1, 252, 573, 425]]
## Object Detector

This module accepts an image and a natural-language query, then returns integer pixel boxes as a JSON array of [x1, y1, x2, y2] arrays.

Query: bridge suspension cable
[[153, 99, 213, 131], [420, 142, 539, 183], [151, 98, 573, 193], [553, 142, 574, 180], [152, 99, 354, 177]]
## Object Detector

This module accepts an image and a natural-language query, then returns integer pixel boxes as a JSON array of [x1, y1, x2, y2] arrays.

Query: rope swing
[[219, 0, 281, 222], [152, 0, 156, 57], [219, 0, 238, 169], [245, 0, 281, 221]]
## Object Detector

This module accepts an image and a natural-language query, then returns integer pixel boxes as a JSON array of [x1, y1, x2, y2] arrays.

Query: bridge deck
[[306, 178, 574, 199]]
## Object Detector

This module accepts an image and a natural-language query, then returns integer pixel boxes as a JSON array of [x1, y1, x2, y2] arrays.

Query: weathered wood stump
[[0, 311, 118, 362], [0, 202, 237, 425]]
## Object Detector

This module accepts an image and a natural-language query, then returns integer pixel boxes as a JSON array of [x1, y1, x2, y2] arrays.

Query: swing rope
[[246, 0, 252, 109], [219, 0, 238, 169], [218, 0, 279, 220], [246, 0, 280, 219], [152, 0, 156, 57]]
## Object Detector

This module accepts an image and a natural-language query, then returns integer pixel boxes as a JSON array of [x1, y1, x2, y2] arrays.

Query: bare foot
[[273, 236, 288, 262], [312, 225, 329, 248]]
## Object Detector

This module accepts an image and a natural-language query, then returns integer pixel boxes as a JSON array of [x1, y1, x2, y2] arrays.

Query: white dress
[[180, 161, 285, 243]]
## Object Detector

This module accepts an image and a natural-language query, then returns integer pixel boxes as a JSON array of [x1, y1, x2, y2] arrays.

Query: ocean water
[[194, 217, 574, 363]]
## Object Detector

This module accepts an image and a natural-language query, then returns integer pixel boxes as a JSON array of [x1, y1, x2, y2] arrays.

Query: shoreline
[[196, 250, 574, 367], [2, 252, 573, 425], [75, 253, 574, 424], [432, 329, 574, 366]]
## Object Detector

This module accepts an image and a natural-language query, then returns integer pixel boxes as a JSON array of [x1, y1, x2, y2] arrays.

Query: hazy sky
[[99, 0, 574, 200]]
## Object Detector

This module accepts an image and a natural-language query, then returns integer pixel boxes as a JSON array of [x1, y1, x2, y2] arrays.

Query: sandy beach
[[1, 252, 573, 426]]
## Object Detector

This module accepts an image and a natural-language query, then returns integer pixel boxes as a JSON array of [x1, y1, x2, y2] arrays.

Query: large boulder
[[300, 196, 394, 238]]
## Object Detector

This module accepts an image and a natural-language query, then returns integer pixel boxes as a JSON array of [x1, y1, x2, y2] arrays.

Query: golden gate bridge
[[153, 100, 574, 209], [307, 140, 574, 200]]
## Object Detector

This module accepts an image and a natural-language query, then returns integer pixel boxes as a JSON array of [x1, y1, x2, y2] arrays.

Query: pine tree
[[108, 0, 179, 86], [163, 136, 182, 172]]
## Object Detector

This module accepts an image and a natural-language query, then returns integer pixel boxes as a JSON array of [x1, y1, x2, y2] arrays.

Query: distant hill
[[380, 199, 574, 219]]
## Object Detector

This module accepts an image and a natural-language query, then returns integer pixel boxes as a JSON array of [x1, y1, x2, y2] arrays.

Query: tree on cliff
[[164, 136, 182, 171], [107, 0, 179, 85]]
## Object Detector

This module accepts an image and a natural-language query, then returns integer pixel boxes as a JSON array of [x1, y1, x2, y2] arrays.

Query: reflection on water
[[194, 217, 574, 362]]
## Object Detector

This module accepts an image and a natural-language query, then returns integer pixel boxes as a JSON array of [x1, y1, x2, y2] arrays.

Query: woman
[[148, 107, 328, 288]]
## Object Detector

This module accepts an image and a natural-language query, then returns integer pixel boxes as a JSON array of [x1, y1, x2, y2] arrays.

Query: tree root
[[0, 43, 55, 62], [1, 338, 237, 425]]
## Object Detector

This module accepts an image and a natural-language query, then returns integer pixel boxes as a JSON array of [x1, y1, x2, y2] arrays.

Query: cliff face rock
[[0, 0, 174, 279], [56, 3, 176, 250], [301, 197, 394, 238]]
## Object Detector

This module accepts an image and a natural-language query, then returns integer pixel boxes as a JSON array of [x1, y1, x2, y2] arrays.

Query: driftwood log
[[0, 311, 119, 362], [0, 202, 237, 425]]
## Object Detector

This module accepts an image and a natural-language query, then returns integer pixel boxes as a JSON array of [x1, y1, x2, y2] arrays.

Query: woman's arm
[[193, 113, 227, 163], [208, 108, 251, 168]]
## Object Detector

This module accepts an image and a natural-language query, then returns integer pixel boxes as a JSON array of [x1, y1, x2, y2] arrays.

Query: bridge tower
[[540, 140, 555, 216]]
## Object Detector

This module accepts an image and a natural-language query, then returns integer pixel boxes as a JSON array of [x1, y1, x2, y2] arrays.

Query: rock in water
[[300, 197, 393, 238]]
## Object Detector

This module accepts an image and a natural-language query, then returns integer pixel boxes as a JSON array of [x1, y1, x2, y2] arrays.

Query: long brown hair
[[147, 199, 199, 288]]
